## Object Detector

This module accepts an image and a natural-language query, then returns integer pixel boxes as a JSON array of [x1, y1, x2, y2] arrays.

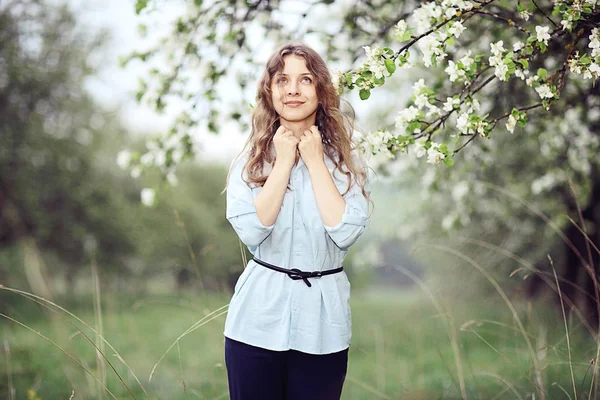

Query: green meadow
[[2, 285, 596, 400]]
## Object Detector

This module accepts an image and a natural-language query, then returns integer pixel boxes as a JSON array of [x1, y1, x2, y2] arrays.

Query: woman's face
[[271, 55, 319, 127]]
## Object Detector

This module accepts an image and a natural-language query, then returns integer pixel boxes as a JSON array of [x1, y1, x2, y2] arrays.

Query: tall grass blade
[[551, 256, 577, 400], [417, 244, 544, 400], [387, 263, 467, 399], [149, 305, 229, 381], [0, 313, 119, 400], [91, 259, 107, 400], [0, 285, 149, 397]]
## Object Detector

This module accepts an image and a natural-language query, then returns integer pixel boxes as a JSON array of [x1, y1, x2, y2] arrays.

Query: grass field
[[1, 285, 597, 400]]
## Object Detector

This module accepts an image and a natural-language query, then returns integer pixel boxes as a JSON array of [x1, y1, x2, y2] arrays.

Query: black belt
[[252, 257, 343, 288]]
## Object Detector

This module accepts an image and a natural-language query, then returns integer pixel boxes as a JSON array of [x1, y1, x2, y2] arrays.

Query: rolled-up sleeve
[[226, 158, 275, 249], [323, 171, 371, 250]]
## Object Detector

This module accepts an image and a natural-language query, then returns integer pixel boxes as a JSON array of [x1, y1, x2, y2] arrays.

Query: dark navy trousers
[[224, 337, 349, 400]]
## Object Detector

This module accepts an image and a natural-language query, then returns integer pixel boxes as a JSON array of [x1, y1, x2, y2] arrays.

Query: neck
[[279, 119, 317, 140]]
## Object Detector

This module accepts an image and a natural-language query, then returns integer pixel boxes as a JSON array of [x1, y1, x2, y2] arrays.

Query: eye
[[276, 77, 288, 84], [302, 76, 313, 83]]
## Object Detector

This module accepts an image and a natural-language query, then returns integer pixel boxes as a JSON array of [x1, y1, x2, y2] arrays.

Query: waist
[[252, 257, 343, 288]]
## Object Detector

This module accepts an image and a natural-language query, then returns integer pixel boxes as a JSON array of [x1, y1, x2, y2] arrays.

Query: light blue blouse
[[223, 151, 371, 355]]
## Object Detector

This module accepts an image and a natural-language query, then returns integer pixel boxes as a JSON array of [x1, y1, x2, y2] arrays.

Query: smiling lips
[[285, 101, 304, 107]]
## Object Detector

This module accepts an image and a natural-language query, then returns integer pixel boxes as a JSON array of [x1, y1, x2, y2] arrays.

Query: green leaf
[[537, 68, 547, 80], [511, 108, 520, 118], [359, 89, 371, 100], [504, 51, 514, 61], [447, 37, 455, 46], [345, 72, 353, 84], [383, 47, 394, 55], [135, 0, 149, 14], [384, 59, 396, 74], [518, 59, 529, 69], [408, 121, 421, 132], [444, 157, 455, 167], [194, 0, 203, 5], [373, 76, 385, 86], [399, 31, 412, 42]]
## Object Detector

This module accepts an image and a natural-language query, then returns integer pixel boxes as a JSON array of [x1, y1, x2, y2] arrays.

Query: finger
[[274, 125, 287, 138], [310, 125, 320, 136]]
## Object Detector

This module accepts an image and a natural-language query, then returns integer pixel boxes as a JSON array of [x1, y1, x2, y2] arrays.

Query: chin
[[280, 110, 318, 123]]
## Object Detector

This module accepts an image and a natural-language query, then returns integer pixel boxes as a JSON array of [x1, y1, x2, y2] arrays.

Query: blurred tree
[[0, 1, 245, 296], [0, 1, 138, 294], [125, 0, 600, 328]]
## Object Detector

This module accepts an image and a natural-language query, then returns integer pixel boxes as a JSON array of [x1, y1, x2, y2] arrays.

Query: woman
[[224, 42, 372, 400]]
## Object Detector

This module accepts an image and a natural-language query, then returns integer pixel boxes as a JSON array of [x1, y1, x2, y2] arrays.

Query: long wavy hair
[[227, 42, 371, 203]]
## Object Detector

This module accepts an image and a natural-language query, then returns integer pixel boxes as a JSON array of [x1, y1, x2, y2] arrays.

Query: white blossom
[[519, 9, 531, 21], [459, 51, 474, 68], [116, 150, 131, 170], [490, 41, 505, 56], [561, 18, 573, 31], [456, 112, 470, 133], [535, 26, 551, 45], [513, 41, 524, 52], [166, 171, 178, 186], [427, 144, 446, 165], [590, 28, 600, 57], [465, 98, 480, 113], [452, 181, 469, 202], [442, 214, 457, 231], [140, 152, 154, 166], [448, 21, 466, 38], [531, 173, 557, 195], [412, 78, 427, 95], [331, 69, 343, 94], [535, 84, 554, 99], [141, 188, 156, 207], [475, 120, 488, 137], [395, 106, 420, 128], [393, 19, 409, 40], [425, 102, 441, 118], [415, 93, 430, 108], [493, 63, 509, 81], [414, 139, 427, 158], [130, 166, 141, 178], [418, 35, 445, 67], [443, 96, 460, 112], [505, 114, 517, 133], [445, 60, 465, 82], [526, 75, 539, 87]]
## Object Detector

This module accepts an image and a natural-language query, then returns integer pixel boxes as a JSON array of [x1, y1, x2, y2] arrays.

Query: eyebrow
[[276, 72, 313, 77]]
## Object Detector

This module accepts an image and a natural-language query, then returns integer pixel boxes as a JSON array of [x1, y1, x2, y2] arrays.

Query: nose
[[287, 81, 300, 96]]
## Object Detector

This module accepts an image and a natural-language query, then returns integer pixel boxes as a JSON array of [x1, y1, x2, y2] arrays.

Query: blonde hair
[[226, 42, 371, 203]]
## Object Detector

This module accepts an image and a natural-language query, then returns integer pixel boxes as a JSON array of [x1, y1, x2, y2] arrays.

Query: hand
[[273, 125, 299, 170], [298, 125, 324, 170]]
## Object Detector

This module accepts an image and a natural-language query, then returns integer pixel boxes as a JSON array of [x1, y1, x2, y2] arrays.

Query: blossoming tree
[[123, 0, 600, 328]]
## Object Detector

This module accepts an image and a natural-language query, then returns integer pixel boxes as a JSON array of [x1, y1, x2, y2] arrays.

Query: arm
[[254, 125, 299, 226], [299, 126, 371, 250], [253, 161, 292, 226], [310, 162, 371, 250], [226, 158, 276, 249], [306, 160, 345, 227], [226, 127, 298, 248]]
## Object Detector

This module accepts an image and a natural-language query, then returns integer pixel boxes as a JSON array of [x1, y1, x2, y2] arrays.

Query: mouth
[[285, 101, 304, 107]]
